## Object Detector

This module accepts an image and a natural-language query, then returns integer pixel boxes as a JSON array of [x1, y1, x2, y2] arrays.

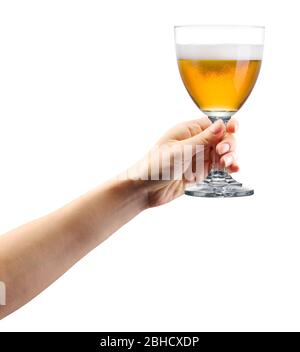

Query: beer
[[176, 44, 262, 115]]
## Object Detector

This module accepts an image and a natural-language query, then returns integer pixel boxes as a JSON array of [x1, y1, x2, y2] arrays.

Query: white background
[[0, 0, 299, 332]]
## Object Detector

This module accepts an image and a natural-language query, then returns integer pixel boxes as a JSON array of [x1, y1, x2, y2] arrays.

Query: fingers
[[227, 161, 240, 173], [192, 116, 237, 133], [217, 119, 238, 170], [180, 117, 212, 139], [194, 116, 212, 131], [226, 118, 239, 133], [216, 134, 236, 155], [219, 152, 239, 170], [216, 118, 237, 168], [180, 119, 226, 149], [157, 116, 212, 144]]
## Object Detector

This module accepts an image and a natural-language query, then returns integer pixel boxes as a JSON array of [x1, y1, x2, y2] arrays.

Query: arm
[[0, 117, 238, 319], [0, 178, 147, 319]]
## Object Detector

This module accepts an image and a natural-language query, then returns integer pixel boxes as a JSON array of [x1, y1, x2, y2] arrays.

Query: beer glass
[[175, 25, 264, 197]]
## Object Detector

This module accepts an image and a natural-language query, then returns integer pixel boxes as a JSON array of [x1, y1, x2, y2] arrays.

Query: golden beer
[[177, 44, 262, 114]]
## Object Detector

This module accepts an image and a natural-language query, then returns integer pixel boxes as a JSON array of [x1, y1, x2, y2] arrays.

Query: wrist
[[111, 176, 150, 212]]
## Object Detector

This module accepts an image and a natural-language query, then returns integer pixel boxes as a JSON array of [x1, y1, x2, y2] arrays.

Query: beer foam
[[176, 44, 263, 60]]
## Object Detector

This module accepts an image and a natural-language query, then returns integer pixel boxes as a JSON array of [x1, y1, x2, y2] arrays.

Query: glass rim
[[174, 24, 265, 30]]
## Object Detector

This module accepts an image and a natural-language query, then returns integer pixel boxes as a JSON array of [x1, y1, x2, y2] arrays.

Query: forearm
[[0, 178, 148, 319]]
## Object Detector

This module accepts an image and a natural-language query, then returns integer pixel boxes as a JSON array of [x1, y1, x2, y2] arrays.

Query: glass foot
[[185, 170, 254, 198]]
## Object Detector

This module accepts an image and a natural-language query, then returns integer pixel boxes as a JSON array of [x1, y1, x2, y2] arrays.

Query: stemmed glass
[[175, 25, 264, 197]]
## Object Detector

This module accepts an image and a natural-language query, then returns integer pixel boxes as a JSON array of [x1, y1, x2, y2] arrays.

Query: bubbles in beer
[[176, 44, 262, 116]]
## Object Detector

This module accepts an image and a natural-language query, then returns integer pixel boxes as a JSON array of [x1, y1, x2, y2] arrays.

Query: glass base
[[185, 170, 254, 198]]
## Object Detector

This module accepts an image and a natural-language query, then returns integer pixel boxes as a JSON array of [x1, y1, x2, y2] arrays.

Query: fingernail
[[218, 143, 230, 154], [224, 154, 233, 167], [209, 120, 223, 134]]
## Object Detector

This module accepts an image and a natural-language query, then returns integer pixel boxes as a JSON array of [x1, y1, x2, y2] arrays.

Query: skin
[[0, 117, 238, 319]]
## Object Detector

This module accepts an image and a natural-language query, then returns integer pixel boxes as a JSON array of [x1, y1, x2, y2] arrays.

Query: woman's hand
[[0, 116, 238, 319], [123, 117, 239, 207]]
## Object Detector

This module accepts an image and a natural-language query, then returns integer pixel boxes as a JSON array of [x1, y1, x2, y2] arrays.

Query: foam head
[[176, 44, 263, 60]]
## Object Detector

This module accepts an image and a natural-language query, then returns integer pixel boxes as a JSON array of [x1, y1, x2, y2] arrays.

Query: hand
[[0, 117, 237, 319], [122, 117, 239, 207]]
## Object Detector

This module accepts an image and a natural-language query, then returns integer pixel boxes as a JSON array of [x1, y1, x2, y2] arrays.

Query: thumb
[[180, 119, 225, 149]]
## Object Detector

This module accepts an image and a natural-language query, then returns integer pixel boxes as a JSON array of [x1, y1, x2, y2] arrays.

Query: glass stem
[[211, 144, 222, 172], [209, 116, 230, 176]]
